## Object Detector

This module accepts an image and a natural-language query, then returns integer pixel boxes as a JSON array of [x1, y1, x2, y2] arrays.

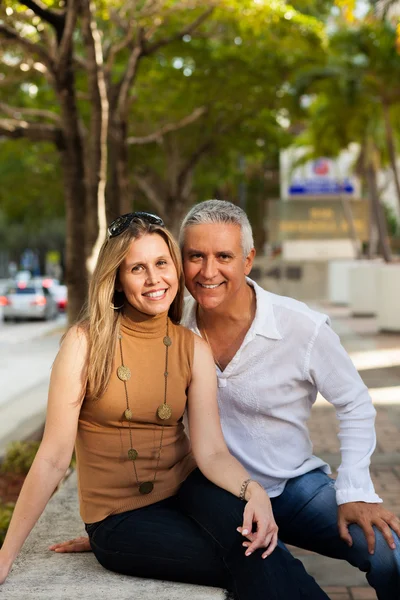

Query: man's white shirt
[[182, 278, 382, 506]]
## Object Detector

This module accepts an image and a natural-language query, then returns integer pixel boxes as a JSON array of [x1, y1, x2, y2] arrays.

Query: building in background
[[272, 145, 368, 261]]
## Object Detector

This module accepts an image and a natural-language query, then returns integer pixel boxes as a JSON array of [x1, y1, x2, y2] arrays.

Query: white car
[[50, 284, 68, 312], [0, 281, 59, 322]]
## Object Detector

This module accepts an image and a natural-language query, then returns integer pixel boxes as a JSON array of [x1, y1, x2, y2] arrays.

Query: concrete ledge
[[3, 470, 367, 596], [3, 471, 226, 600]]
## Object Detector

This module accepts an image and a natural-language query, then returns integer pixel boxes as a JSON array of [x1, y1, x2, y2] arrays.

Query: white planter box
[[282, 239, 357, 261], [328, 260, 362, 305], [376, 264, 400, 332], [349, 261, 382, 316]]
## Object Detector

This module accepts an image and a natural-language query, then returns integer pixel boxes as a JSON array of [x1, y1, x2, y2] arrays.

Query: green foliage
[[0, 138, 65, 260], [0, 441, 76, 476], [292, 14, 400, 164], [125, 0, 326, 218], [0, 502, 15, 547], [0, 442, 41, 475], [383, 203, 400, 237], [0, 140, 64, 223], [290, 0, 334, 18], [0, 441, 76, 546], [0, 0, 330, 235], [330, 20, 400, 104]]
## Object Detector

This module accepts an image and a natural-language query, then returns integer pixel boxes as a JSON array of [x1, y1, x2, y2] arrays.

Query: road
[[0, 315, 67, 456]]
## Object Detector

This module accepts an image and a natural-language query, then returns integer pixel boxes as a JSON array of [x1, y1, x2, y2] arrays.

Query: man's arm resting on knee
[[307, 322, 400, 552]]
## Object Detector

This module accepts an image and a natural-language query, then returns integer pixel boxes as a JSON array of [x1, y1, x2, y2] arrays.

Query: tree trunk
[[366, 162, 392, 263], [82, 5, 103, 257], [382, 99, 400, 211], [106, 140, 122, 221], [83, 1, 109, 276], [56, 64, 89, 322], [111, 119, 132, 215], [164, 196, 192, 238], [60, 146, 89, 322], [367, 188, 379, 259], [340, 194, 361, 259]]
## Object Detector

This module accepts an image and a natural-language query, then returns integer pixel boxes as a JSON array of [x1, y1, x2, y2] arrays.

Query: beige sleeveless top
[[76, 304, 196, 523]]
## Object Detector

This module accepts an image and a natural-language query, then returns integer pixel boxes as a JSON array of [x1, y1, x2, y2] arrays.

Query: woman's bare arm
[[187, 335, 278, 557], [0, 326, 88, 583]]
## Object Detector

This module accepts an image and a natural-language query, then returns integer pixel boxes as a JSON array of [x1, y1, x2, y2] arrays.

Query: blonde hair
[[79, 219, 184, 401]]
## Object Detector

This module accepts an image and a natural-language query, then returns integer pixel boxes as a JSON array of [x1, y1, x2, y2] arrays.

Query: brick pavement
[[291, 305, 400, 599]]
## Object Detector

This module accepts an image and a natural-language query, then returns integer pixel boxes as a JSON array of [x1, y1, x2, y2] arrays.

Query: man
[[179, 200, 400, 599], [54, 200, 400, 598]]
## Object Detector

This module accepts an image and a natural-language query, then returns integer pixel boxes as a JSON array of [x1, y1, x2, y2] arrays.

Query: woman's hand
[[0, 553, 12, 585], [237, 482, 278, 559], [49, 536, 92, 553], [187, 339, 278, 560]]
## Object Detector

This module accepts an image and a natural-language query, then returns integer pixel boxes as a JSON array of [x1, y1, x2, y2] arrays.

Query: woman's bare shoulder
[[58, 322, 89, 361]]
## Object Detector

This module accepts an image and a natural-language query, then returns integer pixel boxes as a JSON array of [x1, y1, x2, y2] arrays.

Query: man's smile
[[197, 282, 225, 289]]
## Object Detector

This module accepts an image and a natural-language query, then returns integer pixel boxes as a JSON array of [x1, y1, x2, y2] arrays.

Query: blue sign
[[288, 159, 355, 196], [289, 179, 355, 195]]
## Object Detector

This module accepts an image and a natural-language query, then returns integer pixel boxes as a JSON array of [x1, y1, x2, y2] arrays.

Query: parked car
[[15, 270, 32, 284], [32, 277, 60, 290], [50, 284, 68, 312], [0, 281, 59, 322]]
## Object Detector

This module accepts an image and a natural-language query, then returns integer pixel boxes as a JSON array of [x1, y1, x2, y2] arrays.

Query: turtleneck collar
[[120, 302, 169, 337]]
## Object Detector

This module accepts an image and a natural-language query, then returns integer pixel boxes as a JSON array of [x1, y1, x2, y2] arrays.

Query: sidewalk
[[295, 304, 400, 599]]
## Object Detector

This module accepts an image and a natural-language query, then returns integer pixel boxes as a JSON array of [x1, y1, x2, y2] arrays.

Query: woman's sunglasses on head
[[107, 212, 165, 238]]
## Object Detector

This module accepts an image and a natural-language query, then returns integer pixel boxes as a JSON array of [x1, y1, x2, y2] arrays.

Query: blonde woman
[[0, 213, 328, 600]]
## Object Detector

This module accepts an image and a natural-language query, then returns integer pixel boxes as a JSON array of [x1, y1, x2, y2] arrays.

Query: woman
[[0, 213, 328, 599]]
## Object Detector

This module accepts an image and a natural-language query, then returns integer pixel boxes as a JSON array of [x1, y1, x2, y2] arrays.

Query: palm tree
[[293, 34, 394, 260]]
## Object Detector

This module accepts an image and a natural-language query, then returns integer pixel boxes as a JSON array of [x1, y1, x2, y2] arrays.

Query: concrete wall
[[281, 240, 358, 261], [251, 257, 328, 302]]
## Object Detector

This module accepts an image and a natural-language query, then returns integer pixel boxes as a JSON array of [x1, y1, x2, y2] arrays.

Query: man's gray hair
[[179, 200, 254, 256]]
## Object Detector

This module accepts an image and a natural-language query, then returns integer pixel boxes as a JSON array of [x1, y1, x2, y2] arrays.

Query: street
[[0, 317, 66, 407], [0, 315, 66, 456]]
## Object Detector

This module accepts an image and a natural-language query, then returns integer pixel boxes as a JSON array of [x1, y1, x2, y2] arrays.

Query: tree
[[335, 20, 400, 212], [0, 0, 325, 320], [0, 0, 217, 319], [293, 31, 395, 261], [333, 0, 400, 210], [116, 0, 325, 234]]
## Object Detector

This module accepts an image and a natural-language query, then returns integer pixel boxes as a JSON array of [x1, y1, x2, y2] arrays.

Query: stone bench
[[3, 471, 226, 600], [2, 471, 367, 599]]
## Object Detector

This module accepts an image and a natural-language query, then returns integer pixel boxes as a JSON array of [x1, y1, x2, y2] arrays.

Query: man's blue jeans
[[270, 468, 400, 600]]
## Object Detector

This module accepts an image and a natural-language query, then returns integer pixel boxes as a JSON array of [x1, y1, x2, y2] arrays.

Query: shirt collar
[[246, 278, 282, 340], [183, 277, 282, 341]]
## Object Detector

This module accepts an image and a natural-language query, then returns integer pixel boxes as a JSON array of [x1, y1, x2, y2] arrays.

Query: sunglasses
[[107, 212, 165, 238]]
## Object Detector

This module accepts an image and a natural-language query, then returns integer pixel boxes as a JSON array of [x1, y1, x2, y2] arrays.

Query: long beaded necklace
[[117, 316, 173, 495]]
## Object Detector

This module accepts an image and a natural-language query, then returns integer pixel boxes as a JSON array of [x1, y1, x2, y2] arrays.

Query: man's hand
[[49, 536, 92, 553], [338, 502, 400, 554]]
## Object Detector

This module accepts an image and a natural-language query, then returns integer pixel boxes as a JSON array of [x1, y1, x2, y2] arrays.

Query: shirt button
[[218, 378, 227, 388]]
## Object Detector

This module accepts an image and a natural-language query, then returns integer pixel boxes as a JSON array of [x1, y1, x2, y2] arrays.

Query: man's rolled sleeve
[[306, 321, 383, 506]]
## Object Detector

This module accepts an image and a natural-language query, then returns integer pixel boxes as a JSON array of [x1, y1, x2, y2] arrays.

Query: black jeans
[[87, 469, 329, 599]]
